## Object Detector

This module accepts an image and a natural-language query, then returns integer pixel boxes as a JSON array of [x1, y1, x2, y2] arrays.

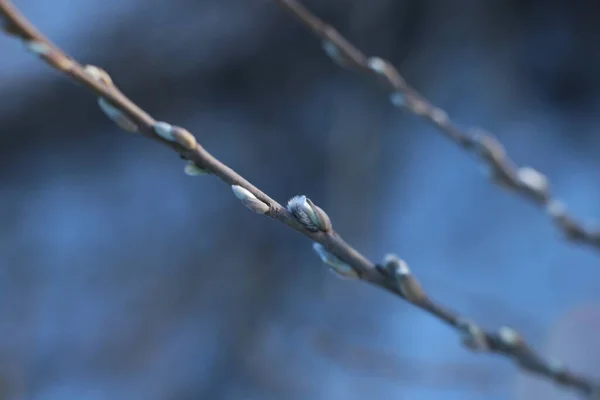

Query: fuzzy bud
[[154, 121, 175, 141], [497, 326, 523, 349], [367, 57, 404, 87], [516, 166, 549, 199], [389, 92, 405, 108], [287, 195, 332, 232], [456, 318, 489, 351], [383, 254, 425, 303], [25, 40, 50, 56], [97, 98, 138, 132], [321, 39, 354, 68], [312, 243, 358, 279], [231, 185, 270, 214], [184, 161, 208, 176]]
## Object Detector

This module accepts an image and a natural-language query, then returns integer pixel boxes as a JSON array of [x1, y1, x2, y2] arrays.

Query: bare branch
[[1, 0, 598, 397], [270, 0, 600, 252]]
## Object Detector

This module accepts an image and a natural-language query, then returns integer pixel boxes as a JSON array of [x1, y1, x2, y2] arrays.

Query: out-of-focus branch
[[0, 1, 598, 397], [270, 0, 600, 252]]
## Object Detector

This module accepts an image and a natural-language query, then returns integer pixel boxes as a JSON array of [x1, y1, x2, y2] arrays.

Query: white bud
[[367, 56, 404, 86], [287, 195, 324, 232], [547, 357, 565, 374], [312, 243, 358, 279], [497, 325, 522, 348], [154, 121, 175, 141], [389, 92, 405, 108], [25, 40, 50, 56], [171, 127, 197, 150], [321, 40, 350, 68], [383, 254, 410, 275], [546, 199, 566, 219], [97, 98, 138, 132], [430, 108, 449, 125], [456, 318, 489, 351], [231, 185, 270, 214], [367, 57, 387, 74], [184, 162, 207, 176], [383, 254, 424, 302], [517, 166, 548, 195]]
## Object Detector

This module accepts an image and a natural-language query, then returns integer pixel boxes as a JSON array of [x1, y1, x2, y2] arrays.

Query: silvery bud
[[383, 254, 425, 303], [312, 243, 358, 279], [25, 40, 50, 56], [97, 98, 138, 132], [516, 166, 549, 199], [456, 318, 489, 351], [287, 195, 332, 232], [231, 185, 270, 214], [367, 57, 404, 87], [184, 161, 208, 176], [154, 121, 175, 141], [497, 326, 523, 349]]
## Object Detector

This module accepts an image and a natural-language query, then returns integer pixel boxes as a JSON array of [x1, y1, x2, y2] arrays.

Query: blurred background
[[1, 0, 600, 399]]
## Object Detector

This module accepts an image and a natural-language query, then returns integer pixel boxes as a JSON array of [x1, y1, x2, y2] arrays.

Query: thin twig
[[0, 1, 598, 397], [270, 0, 600, 252]]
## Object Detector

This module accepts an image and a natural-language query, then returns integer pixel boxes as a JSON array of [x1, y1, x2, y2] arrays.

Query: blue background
[[1, 0, 600, 399]]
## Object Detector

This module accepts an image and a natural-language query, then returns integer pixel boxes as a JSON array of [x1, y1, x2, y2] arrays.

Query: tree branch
[[1, 0, 598, 397], [270, 0, 600, 252]]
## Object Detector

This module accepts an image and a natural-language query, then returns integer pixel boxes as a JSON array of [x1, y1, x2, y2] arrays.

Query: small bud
[[367, 57, 404, 87], [287, 195, 331, 232], [84, 65, 113, 85], [97, 98, 138, 132], [25, 40, 50, 56], [547, 357, 565, 375], [171, 127, 197, 150], [383, 254, 425, 303], [456, 318, 489, 351], [184, 161, 207, 176], [546, 199, 566, 219], [517, 166, 548, 197], [154, 121, 175, 141], [312, 243, 358, 279], [497, 325, 523, 349], [389, 92, 405, 108], [231, 185, 270, 214], [472, 130, 506, 164], [321, 40, 352, 68], [367, 57, 386, 73], [305, 199, 332, 232], [430, 108, 449, 126]]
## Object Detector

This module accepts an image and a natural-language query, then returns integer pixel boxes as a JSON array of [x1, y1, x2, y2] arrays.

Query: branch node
[[84, 65, 113, 86]]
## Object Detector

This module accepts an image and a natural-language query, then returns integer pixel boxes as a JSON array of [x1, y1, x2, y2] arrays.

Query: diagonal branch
[[270, 0, 600, 252], [0, 0, 598, 397]]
